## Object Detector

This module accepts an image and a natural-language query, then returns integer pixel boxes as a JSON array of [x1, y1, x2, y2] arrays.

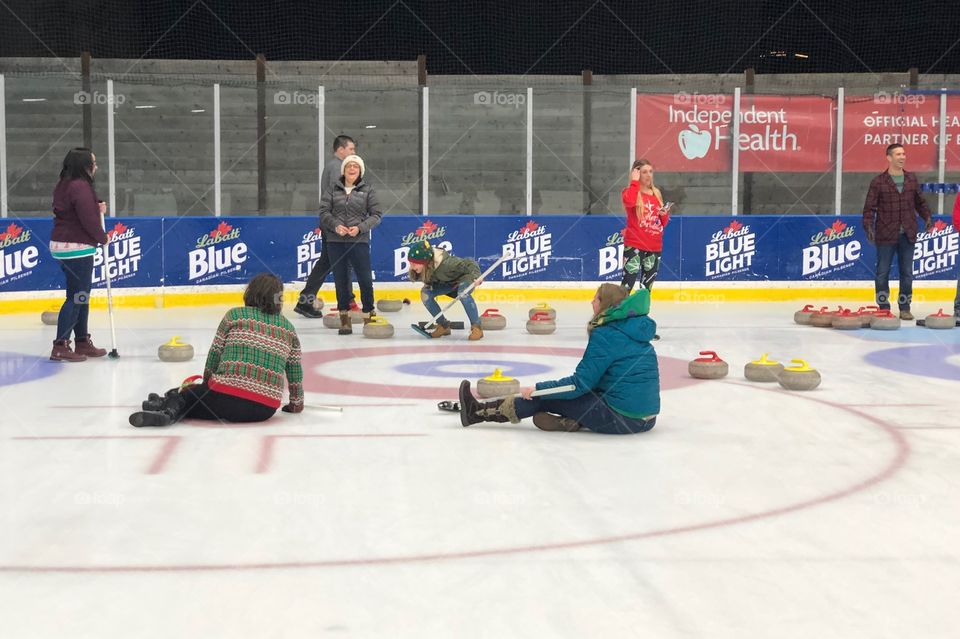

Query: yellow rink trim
[[4, 286, 956, 315]]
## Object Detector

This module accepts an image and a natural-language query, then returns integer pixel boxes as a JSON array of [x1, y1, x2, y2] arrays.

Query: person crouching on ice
[[458, 284, 660, 433], [407, 239, 484, 340]]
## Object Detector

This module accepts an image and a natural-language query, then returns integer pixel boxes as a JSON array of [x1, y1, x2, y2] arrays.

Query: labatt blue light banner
[[0, 217, 163, 292], [7, 214, 958, 295]]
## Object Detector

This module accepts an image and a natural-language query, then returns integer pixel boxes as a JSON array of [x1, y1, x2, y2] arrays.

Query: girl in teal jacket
[[459, 284, 660, 434]]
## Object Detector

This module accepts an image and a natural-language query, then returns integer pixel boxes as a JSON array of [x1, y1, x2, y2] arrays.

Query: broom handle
[[423, 250, 513, 328], [479, 384, 576, 402], [100, 210, 118, 350]]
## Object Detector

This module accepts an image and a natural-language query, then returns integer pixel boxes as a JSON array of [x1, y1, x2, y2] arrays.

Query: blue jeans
[[421, 282, 480, 326], [326, 241, 374, 313], [55, 256, 94, 342], [875, 233, 914, 311], [513, 393, 657, 435]]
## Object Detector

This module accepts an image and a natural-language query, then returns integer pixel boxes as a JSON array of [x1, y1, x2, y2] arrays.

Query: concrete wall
[[2, 58, 957, 217]]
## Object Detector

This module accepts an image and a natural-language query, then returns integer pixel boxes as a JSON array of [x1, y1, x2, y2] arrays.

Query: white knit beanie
[[341, 154, 365, 177]]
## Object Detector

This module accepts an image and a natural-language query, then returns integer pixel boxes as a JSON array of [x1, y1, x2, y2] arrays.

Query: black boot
[[458, 380, 520, 427], [129, 389, 187, 427], [140, 387, 179, 411]]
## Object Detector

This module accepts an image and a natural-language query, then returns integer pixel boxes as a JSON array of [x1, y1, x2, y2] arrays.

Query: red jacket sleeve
[[953, 196, 960, 232]]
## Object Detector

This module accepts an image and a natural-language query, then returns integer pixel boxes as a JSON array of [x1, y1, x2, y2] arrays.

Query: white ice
[[1, 299, 959, 638]]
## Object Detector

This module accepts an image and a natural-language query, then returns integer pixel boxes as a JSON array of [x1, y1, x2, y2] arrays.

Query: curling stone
[[856, 305, 881, 327], [332, 307, 364, 321], [743, 353, 784, 383], [870, 310, 901, 330], [479, 308, 507, 331], [362, 315, 395, 339], [376, 299, 403, 312], [688, 351, 729, 379], [778, 359, 821, 391], [924, 308, 957, 330], [322, 312, 342, 329], [158, 336, 194, 362], [476, 368, 520, 398], [526, 311, 557, 335], [41, 305, 61, 325], [528, 303, 557, 320], [793, 304, 817, 325], [810, 306, 844, 328], [831, 309, 863, 330]]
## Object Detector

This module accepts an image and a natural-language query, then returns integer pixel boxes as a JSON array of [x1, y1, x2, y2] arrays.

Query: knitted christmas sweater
[[204, 307, 304, 410]]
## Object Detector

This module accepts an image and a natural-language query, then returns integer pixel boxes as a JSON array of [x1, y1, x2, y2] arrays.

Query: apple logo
[[678, 124, 711, 160]]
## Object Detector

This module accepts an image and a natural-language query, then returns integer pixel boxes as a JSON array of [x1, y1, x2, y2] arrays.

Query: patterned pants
[[620, 248, 661, 292]]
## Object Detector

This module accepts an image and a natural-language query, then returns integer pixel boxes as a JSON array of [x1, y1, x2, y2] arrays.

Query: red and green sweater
[[203, 307, 304, 410]]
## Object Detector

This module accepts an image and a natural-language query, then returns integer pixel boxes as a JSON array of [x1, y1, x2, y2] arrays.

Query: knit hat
[[407, 240, 433, 265], [341, 154, 365, 177]]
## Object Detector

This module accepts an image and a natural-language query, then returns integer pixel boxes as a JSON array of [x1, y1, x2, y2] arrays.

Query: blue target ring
[[0, 352, 62, 387], [394, 359, 553, 379], [864, 344, 960, 381]]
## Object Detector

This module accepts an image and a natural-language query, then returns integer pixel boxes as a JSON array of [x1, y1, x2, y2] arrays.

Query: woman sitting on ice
[[129, 273, 304, 427], [458, 283, 660, 433]]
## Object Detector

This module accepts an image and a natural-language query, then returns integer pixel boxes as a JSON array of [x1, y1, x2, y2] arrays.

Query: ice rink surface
[[1, 298, 958, 638]]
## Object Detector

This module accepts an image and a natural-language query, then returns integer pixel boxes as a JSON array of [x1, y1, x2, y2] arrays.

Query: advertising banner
[[636, 93, 835, 172]]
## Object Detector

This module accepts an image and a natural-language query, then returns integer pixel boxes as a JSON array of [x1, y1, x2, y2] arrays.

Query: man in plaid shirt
[[862, 143, 933, 320]]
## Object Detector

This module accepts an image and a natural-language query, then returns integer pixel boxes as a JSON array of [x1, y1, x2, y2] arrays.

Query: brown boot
[[338, 312, 353, 335], [468, 324, 483, 341], [74, 334, 107, 358], [50, 340, 87, 362], [533, 412, 582, 432], [429, 323, 452, 339], [362, 310, 377, 325], [899, 310, 914, 321]]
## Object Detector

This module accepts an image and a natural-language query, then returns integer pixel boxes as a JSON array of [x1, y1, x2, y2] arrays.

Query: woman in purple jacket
[[48, 148, 109, 362]]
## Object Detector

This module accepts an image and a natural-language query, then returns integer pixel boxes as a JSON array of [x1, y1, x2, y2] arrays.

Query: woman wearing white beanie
[[318, 154, 382, 334]]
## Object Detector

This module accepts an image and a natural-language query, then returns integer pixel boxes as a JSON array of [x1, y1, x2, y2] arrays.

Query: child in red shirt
[[620, 159, 670, 292]]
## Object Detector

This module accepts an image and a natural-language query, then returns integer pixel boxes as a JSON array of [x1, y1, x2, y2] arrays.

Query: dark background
[[1, 0, 958, 74]]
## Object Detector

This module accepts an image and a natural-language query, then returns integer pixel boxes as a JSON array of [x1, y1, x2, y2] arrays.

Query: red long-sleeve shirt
[[622, 180, 669, 252]]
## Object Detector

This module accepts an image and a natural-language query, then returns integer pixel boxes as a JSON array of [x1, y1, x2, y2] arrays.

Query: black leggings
[[181, 382, 276, 423], [620, 248, 661, 292], [326, 241, 375, 313], [300, 235, 354, 305]]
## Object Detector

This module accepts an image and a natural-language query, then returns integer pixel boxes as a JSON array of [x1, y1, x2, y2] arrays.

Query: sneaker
[[294, 302, 323, 318], [349, 299, 360, 312], [899, 310, 915, 321]]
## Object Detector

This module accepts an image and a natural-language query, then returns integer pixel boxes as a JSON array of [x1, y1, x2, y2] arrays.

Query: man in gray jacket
[[294, 135, 358, 318]]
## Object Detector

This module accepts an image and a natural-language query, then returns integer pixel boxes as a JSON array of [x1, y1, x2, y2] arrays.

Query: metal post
[[582, 70, 592, 215], [0, 74, 7, 218], [421, 86, 429, 216], [835, 87, 844, 216], [731, 87, 741, 216], [214, 83, 221, 217], [318, 85, 324, 201], [256, 54, 266, 216], [107, 79, 116, 218], [81, 52, 92, 150], [938, 90, 947, 216], [526, 87, 533, 216], [629, 87, 637, 167]]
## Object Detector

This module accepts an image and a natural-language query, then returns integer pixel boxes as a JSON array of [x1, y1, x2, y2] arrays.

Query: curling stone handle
[[530, 312, 552, 321]]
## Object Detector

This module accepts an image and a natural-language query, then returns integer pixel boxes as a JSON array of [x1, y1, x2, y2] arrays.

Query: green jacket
[[409, 248, 481, 287]]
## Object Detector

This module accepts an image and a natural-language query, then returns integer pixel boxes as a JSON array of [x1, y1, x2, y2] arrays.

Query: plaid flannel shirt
[[861, 169, 932, 245]]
